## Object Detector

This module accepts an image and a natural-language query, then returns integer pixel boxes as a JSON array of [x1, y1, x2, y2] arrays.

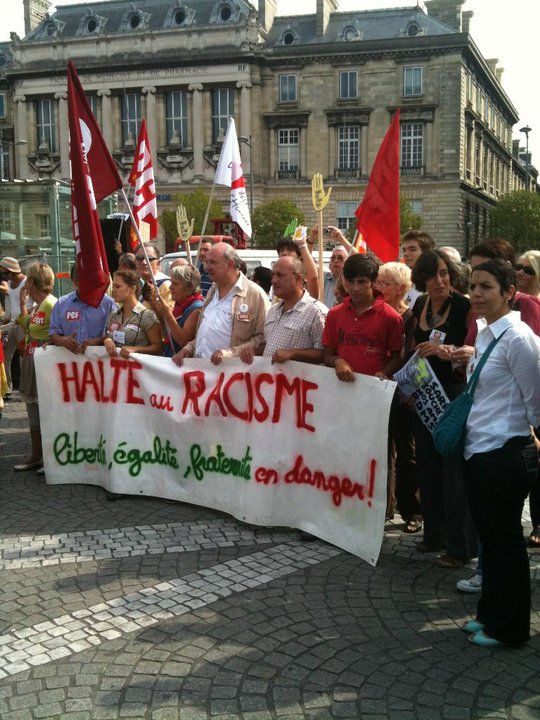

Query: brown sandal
[[437, 554, 465, 569]]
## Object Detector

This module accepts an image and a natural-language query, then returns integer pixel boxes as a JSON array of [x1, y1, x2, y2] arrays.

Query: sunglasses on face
[[136, 255, 158, 262], [514, 263, 535, 275]]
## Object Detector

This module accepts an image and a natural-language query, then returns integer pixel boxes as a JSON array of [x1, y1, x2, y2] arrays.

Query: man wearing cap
[[48, 265, 117, 353], [0, 257, 31, 398]]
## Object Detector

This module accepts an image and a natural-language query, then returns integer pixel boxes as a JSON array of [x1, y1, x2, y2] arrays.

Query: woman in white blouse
[[462, 259, 540, 648]]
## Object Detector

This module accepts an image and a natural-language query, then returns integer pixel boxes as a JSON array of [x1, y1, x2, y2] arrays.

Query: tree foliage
[[489, 190, 540, 254], [400, 196, 423, 234], [252, 199, 306, 248], [159, 189, 223, 250]]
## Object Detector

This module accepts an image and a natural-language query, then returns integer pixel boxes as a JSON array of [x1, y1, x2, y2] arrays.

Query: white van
[[161, 248, 331, 277]]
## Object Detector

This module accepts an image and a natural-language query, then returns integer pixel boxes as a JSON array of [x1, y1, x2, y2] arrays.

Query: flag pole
[[119, 187, 175, 349], [311, 173, 332, 303]]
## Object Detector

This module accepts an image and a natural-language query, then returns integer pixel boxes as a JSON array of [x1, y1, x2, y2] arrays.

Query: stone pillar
[[13, 95, 29, 180], [361, 126, 368, 177], [237, 81, 252, 172], [97, 88, 113, 149], [142, 86, 157, 161], [55, 91, 69, 180], [189, 83, 204, 179], [426, 121, 435, 176], [269, 127, 276, 179]]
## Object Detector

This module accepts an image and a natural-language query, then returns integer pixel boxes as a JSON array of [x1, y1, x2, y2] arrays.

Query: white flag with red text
[[128, 119, 158, 245], [214, 118, 252, 238]]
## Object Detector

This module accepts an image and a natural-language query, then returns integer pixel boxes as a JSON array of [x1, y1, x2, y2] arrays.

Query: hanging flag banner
[[34, 349, 395, 565], [128, 119, 158, 244], [355, 109, 401, 263], [67, 61, 120, 308], [214, 117, 252, 238]]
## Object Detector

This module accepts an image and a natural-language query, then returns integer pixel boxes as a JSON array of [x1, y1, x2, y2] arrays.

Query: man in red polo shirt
[[322, 254, 403, 380]]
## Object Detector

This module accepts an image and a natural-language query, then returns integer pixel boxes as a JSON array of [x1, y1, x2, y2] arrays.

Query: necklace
[[425, 294, 452, 329]]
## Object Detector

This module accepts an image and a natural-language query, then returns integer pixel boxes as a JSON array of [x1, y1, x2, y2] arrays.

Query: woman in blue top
[[462, 259, 540, 647], [154, 264, 204, 357]]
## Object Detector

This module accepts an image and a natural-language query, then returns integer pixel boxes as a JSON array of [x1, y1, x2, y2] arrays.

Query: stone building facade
[[0, 0, 534, 252]]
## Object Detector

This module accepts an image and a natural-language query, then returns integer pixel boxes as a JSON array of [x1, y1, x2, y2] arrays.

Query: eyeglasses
[[514, 263, 535, 275], [135, 255, 158, 262], [375, 280, 397, 287]]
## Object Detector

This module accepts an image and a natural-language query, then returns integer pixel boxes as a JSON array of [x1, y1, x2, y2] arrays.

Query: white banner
[[35, 348, 396, 565]]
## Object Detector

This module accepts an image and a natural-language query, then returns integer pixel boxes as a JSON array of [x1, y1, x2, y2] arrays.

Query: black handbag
[[432, 328, 509, 457]]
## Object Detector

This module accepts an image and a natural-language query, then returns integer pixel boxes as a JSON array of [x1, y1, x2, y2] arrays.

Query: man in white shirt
[[173, 243, 269, 365], [401, 230, 435, 308]]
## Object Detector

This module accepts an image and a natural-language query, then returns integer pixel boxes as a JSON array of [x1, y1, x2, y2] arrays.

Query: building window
[[401, 122, 424, 174], [410, 199, 423, 215], [36, 99, 56, 153], [0, 92, 5, 118], [212, 88, 234, 144], [86, 95, 98, 119], [337, 126, 359, 174], [0, 201, 14, 233], [0, 145, 10, 181], [339, 71, 358, 99], [121, 93, 141, 145], [336, 201, 357, 232], [166, 91, 188, 146], [38, 214, 51, 239], [277, 128, 299, 178], [279, 75, 297, 103], [403, 66, 423, 96]]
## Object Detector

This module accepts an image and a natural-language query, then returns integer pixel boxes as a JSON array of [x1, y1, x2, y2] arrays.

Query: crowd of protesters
[[1, 225, 540, 650]]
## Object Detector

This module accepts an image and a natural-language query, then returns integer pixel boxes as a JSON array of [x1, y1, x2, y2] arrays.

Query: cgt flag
[[128, 119, 158, 249], [67, 61, 122, 307], [355, 109, 400, 263], [214, 117, 252, 238]]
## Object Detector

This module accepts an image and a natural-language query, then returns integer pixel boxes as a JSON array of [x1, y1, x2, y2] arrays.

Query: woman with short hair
[[153, 264, 204, 356], [462, 259, 540, 647], [377, 262, 421, 532], [14, 262, 57, 471]]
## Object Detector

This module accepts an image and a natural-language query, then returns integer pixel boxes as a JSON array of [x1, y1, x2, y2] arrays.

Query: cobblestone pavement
[[1, 395, 539, 720]]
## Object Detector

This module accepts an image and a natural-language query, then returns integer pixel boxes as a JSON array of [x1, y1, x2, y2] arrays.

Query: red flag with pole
[[355, 110, 400, 262], [128, 119, 158, 249], [67, 61, 122, 307]]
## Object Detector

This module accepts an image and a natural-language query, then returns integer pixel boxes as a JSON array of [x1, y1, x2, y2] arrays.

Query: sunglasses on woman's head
[[514, 263, 535, 275]]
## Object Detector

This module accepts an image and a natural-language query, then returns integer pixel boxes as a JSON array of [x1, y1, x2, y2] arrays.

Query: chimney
[[462, 10, 473, 34], [23, 0, 51, 35], [258, 0, 277, 34], [316, 0, 338, 37], [424, 0, 466, 32], [495, 67, 504, 83], [486, 58, 499, 76]]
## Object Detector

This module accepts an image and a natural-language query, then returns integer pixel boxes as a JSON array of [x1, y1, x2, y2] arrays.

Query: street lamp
[[520, 125, 531, 191], [238, 135, 254, 248]]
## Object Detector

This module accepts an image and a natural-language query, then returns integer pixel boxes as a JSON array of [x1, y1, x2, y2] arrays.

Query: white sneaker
[[456, 573, 482, 593]]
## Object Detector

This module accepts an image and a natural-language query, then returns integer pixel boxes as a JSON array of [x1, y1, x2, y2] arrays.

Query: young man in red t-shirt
[[322, 254, 404, 381]]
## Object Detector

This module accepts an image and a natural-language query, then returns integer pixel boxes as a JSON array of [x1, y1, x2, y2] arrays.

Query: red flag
[[66, 61, 123, 203], [67, 62, 117, 307], [128, 119, 158, 247], [355, 110, 400, 263]]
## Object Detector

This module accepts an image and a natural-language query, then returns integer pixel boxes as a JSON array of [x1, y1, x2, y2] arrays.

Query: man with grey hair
[[239, 254, 327, 365], [324, 245, 349, 308], [173, 242, 269, 365]]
